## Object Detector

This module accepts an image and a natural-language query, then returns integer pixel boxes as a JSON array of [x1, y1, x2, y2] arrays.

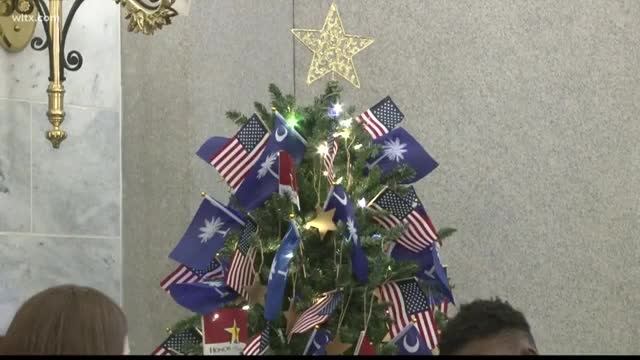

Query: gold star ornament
[[283, 298, 300, 337], [244, 277, 267, 306], [292, 2, 374, 88], [224, 320, 241, 344], [324, 335, 353, 355], [306, 207, 337, 240]]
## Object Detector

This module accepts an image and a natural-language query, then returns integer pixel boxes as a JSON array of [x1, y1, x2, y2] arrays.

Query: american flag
[[376, 278, 439, 350], [151, 328, 202, 356], [243, 323, 272, 355], [290, 291, 342, 337], [209, 114, 270, 191], [323, 122, 339, 184], [160, 259, 225, 292], [369, 188, 435, 253], [226, 219, 258, 299], [401, 186, 439, 242], [355, 96, 405, 139], [429, 285, 451, 317]]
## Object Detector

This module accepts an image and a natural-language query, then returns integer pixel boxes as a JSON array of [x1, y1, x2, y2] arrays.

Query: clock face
[[0, 3, 38, 53]]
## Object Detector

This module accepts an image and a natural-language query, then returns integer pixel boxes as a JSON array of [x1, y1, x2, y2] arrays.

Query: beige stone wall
[[122, 0, 640, 354]]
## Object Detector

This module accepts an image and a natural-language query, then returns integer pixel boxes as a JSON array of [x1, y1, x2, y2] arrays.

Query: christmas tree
[[155, 82, 456, 356]]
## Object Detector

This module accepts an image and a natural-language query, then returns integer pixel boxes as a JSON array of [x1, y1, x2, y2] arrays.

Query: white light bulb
[[242, 305, 250, 311], [316, 143, 329, 156], [339, 118, 353, 128], [330, 102, 344, 116], [353, 144, 363, 150], [213, 313, 219, 320], [357, 198, 367, 208]]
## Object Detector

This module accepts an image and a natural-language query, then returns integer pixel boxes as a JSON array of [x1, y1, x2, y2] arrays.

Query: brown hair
[[0, 285, 127, 355]]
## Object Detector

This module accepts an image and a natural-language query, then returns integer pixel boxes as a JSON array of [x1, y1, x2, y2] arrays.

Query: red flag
[[354, 330, 376, 355], [202, 308, 248, 355], [278, 151, 300, 209]]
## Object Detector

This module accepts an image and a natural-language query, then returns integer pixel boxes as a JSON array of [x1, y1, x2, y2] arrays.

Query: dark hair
[[438, 297, 535, 355], [0, 285, 127, 355]]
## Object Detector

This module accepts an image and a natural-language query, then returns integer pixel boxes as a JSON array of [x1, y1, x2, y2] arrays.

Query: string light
[[316, 143, 329, 156], [328, 102, 344, 117], [287, 113, 299, 127], [242, 305, 250, 311], [322, 171, 329, 176], [335, 129, 350, 139], [357, 198, 367, 208], [213, 313, 220, 320], [339, 118, 352, 128], [353, 144, 363, 150], [334, 177, 344, 185]]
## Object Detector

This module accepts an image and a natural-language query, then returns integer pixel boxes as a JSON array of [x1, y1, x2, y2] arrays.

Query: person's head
[[438, 297, 537, 355], [0, 285, 128, 355]]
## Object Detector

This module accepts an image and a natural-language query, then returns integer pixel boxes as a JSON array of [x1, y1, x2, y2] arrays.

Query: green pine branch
[[167, 82, 456, 355]]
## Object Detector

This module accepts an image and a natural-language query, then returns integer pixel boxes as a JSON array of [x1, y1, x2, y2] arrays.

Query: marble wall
[[0, 0, 121, 334], [122, 0, 640, 355]]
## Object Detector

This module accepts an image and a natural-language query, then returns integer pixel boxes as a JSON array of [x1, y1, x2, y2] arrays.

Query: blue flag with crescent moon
[[273, 111, 307, 165], [264, 221, 301, 321], [323, 185, 368, 284], [387, 242, 454, 304], [234, 113, 307, 211], [303, 328, 332, 355], [415, 245, 455, 305], [392, 323, 431, 355], [168, 280, 238, 316]]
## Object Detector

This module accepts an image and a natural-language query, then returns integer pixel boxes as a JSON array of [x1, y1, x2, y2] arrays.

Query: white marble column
[[0, 0, 122, 333]]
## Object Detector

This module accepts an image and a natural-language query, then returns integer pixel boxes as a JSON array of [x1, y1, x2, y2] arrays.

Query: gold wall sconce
[[0, 0, 179, 149]]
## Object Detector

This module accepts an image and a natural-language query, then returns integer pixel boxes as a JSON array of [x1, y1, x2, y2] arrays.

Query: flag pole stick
[[335, 287, 353, 338], [167, 347, 184, 355], [298, 244, 308, 278], [194, 326, 203, 337], [364, 291, 375, 333]]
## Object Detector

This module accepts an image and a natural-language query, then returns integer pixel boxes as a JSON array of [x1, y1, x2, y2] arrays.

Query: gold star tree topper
[[292, 2, 374, 88]]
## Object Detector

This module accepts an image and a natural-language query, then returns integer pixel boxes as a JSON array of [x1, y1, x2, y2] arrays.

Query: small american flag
[[160, 259, 224, 292], [226, 219, 258, 299], [152, 328, 202, 356], [429, 290, 451, 317], [323, 122, 339, 184], [376, 278, 439, 350], [356, 96, 405, 139], [400, 186, 439, 242], [369, 188, 435, 253], [243, 323, 272, 355], [210, 114, 270, 191], [290, 291, 342, 337]]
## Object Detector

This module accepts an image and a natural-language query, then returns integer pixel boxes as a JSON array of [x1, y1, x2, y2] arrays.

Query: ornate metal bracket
[[0, 0, 38, 52], [115, 0, 177, 35], [29, 0, 85, 148], [14, 0, 177, 149]]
